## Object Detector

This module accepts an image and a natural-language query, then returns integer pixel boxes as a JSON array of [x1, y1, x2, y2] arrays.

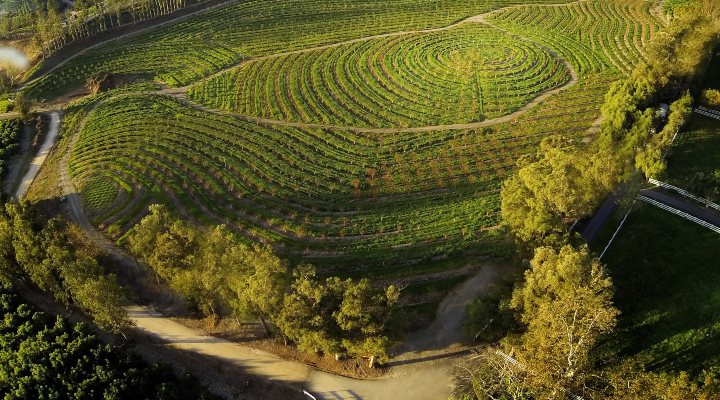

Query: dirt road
[[14, 111, 60, 199]]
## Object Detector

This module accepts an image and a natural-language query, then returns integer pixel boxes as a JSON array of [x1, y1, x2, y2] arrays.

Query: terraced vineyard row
[[189, 24, 571, 128], [486, 0, 664, 75], [24, 0, 577, 100]]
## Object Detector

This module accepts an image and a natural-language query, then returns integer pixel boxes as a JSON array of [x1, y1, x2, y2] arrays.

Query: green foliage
[[25, 0, 579, 100], [700, 89, 720, 107], [275, 265, 399, 364], [128, 206, 399, 364], [1, 202, 130, 332], [500, 136, 615, 246], [0, 118, 22, 177], [510, 245, 618, 398], [464, 282, 516, 342], [0, 281, 218, 400]]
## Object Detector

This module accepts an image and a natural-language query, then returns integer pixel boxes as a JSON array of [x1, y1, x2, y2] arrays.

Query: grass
[[664, 114, 720, 185], [599, 204, 720, 373]]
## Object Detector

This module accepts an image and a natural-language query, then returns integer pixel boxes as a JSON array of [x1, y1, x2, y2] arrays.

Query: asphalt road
[[640, 188, 720, 227]]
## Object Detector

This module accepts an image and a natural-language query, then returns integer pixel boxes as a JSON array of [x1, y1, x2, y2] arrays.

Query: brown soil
[[173, 315, 385, 379]]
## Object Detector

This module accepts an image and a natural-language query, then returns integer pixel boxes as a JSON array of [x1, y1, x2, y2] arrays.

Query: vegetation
[[127, 205, 399, 366], [457, 2, 720, 399], [0, 202, 130, 332], [23, 0, 580, 100], [0, 281, 218, 399], [600, 204, 720, 374], [4, 0, 195, 55], [190, 24, 570, 128], [665, 115, 720, 201], [0, 118, 21, 177], [501, 1, 719, 245]]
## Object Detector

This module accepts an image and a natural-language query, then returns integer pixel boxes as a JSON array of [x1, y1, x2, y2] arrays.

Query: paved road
[[640, 188, 720, 227], [14, 111, 61, 199], [581, 193, 621, 244]]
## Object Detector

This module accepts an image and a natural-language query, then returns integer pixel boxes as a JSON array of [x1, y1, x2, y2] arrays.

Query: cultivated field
[[28, 0, 664, 280]]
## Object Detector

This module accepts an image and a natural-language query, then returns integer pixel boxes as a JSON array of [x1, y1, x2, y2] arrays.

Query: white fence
[[694, 106, 720, 121], [648, 178, 720, 211], [638, 195, 720, 233]]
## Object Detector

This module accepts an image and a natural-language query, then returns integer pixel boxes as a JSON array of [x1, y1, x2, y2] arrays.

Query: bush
[[700, 89, 720, 108]]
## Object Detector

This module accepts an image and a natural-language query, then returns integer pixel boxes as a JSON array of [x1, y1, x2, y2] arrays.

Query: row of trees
[[0, 280, 218, 399], [22, 0, 191, 55], [0, 201, 130, 332], [127, 204, 400, 367], [455, 1, 720, 399]]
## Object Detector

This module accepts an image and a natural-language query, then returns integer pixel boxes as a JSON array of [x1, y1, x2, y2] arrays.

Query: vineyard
[[23, 0, 577, 100], [189, 24, 571, 128], [25, 0, 664, 281]]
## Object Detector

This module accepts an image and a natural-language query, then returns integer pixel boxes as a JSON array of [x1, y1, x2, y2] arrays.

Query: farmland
[[189, 24, 571, 127], [23, 0, 579, 100], [28, 0, 663, 280]]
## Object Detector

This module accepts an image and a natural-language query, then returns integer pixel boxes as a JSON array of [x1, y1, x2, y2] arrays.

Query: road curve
[[14, 111, 61, 199]]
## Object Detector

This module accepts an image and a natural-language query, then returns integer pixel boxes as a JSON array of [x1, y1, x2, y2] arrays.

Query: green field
[[665, 115, 720, 186], [600, 205, 720, 373], [23, 0, 662, 281]]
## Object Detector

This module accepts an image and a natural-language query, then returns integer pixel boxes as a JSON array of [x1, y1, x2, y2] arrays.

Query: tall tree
[[227, 243, 289, 336], [510, 245, 618, 399]]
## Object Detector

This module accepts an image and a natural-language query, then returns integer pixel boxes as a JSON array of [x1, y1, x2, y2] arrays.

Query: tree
[[274, 265, 343, 356], [335, 278, 399, 367], [227, 243, 289, 335], [450, 347, 531, 400], [510, 245, 619, 398], [60, 256, 131, 333], [275, 266, 398, 365], [501, 136, 611, 246], [607, 361, 720, 400]]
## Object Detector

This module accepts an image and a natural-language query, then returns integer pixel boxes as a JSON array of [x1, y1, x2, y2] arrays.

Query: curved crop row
[[67, 71, 608, 274], [189, 24, 570, 128]]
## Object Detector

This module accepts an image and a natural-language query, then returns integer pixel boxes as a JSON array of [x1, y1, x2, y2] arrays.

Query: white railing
[[638, 195, 720, 233], [599, 199, 636, 260], [648, 178, 720, 211], [694, 106, 720, 120]]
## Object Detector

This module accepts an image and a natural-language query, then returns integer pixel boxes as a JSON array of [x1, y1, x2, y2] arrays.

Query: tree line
[[454, 1, 720, 399], [3, 0, 192, 55], [0, 280, 218, 399], [127, 204, 400, 367]]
